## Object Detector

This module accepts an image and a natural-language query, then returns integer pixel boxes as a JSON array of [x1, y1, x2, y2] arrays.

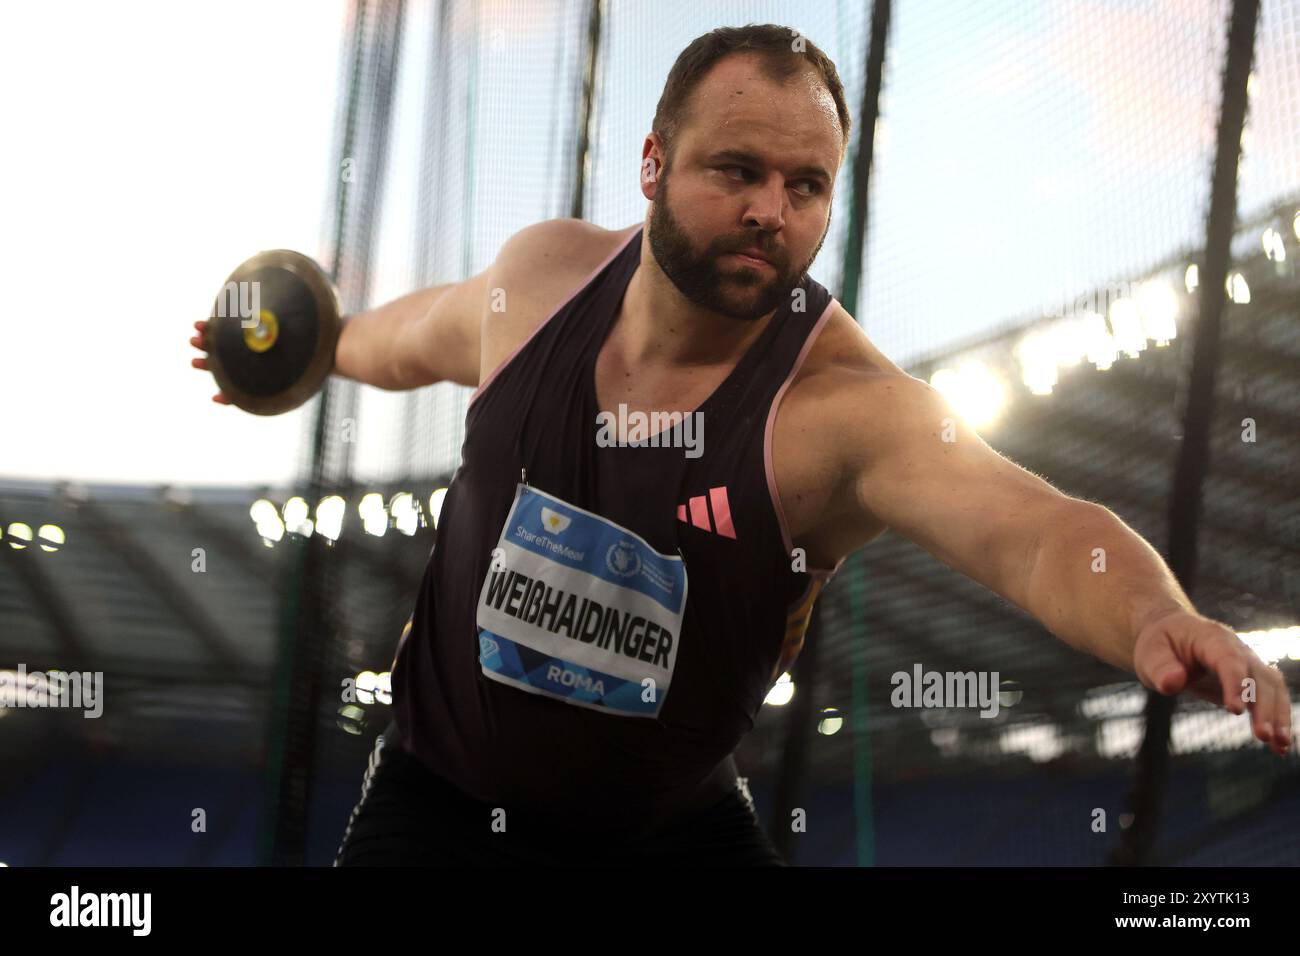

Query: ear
[[640, 135, 665, 200]]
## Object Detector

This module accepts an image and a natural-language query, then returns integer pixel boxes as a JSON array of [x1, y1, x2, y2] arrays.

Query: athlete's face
[[643, 54, 842, 322]]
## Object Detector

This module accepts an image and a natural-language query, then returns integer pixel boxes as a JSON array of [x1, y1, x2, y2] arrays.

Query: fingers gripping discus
[[205, 250, 341, 415]]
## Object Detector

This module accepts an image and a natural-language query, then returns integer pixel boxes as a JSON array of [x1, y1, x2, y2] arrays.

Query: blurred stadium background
[[1, 0, 1296, 866]]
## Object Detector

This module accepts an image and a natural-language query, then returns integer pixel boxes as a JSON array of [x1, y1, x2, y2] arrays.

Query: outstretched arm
[[334, 270, 490, 391], [833, 371, 1291, 755]]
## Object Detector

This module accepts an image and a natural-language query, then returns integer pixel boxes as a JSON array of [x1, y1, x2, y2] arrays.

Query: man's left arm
[[837, 372, 1291, 755]]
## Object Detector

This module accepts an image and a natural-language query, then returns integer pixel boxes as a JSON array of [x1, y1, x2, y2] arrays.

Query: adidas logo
[[676, 486, 737, 539]]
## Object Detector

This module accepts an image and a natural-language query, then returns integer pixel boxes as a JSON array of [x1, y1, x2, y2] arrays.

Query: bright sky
[[0, 0, 344, 486], [1, 0, 1294, 488]]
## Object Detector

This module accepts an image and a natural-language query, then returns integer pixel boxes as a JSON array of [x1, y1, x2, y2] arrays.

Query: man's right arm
[[330, 217, 614, 394], [192, 219, 605, 403], [333, 268, 491, 391]]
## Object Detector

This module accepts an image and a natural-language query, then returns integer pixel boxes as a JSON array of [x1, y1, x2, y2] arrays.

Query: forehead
[[680, 53, 842, 161]]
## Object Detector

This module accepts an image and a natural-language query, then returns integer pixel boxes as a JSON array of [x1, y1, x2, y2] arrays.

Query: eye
[[718, 166, 822, 195]]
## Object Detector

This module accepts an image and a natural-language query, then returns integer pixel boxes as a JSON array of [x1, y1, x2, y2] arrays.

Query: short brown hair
[[652, 24, 852, 167]]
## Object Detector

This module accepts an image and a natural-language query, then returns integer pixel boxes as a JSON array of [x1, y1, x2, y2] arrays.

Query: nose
[[741, 178, 785, 233]]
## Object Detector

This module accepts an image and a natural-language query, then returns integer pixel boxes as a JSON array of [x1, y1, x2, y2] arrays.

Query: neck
[[613, 227, 778, 370]]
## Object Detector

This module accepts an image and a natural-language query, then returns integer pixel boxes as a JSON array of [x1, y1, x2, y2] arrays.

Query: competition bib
[[476, 481, 688, 718]]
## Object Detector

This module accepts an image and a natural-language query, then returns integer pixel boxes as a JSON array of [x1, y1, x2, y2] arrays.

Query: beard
[[647, 171, 827, 322]]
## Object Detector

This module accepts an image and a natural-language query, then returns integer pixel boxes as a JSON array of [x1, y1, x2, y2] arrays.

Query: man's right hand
[[189, 319, 232, 405]]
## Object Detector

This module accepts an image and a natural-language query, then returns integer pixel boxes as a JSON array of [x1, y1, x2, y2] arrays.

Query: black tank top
[[392, 223, 844, 838]]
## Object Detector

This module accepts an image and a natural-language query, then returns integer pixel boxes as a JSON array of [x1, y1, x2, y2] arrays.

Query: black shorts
[[334, 727, 787, 867]]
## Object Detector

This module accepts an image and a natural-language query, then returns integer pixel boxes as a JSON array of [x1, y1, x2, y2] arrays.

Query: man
[[192, 25, 1291, 866]]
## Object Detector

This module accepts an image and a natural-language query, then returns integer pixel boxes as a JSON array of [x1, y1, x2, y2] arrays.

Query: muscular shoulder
[[771, 303, 929, 546], [477, 219, 636, 379], [492, 218, 634, 305], [796, 302, 907, 381], [788, 304, 940, 459]]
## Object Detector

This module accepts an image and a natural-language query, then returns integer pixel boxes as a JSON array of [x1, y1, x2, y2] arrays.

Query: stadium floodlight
[[1108, 297, 1146, 358], [1262, 227, 1286, 262], [389, 492, 419, 536], [1237, 625, 1300, 664], [355, 670, 378, 705], [817, 708, 843, 736], [1136, 279, 1179, 346], [316, 495, 346, 541], [248, 500, 284, 544], [37, 524, 66, 553], [429, 488, 449, 529], [1226, 272, 1251, 304], [764, 672, 795, 706], [1018, 314, 1099, 396], [1015, 329, 1058, 396], [999, 722, 1067, 763], [1170, 710, 1255, 754], [282, 497, 313, 537], [5, 523, 33, 550], [337, 705, 365, 735], [358, 493, 388, 537], [1079, 685, 1148, 720], [1096, 716, 1144, 759], [931, 360, 1008, 429], [1081, 312, 1118, 371]]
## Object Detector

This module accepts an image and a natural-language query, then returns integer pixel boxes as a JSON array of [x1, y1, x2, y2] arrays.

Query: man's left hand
[[1133, 608, 1292, 756]]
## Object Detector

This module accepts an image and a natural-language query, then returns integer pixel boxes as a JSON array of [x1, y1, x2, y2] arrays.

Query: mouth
[[724, 249, 774, 269]]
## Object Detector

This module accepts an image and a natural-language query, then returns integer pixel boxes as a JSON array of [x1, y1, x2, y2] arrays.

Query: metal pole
[[569, 0, 603, 219], [836, 0, 892, 869], [770, 602, 824, 862], [1111, 0, 1260, 867]]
